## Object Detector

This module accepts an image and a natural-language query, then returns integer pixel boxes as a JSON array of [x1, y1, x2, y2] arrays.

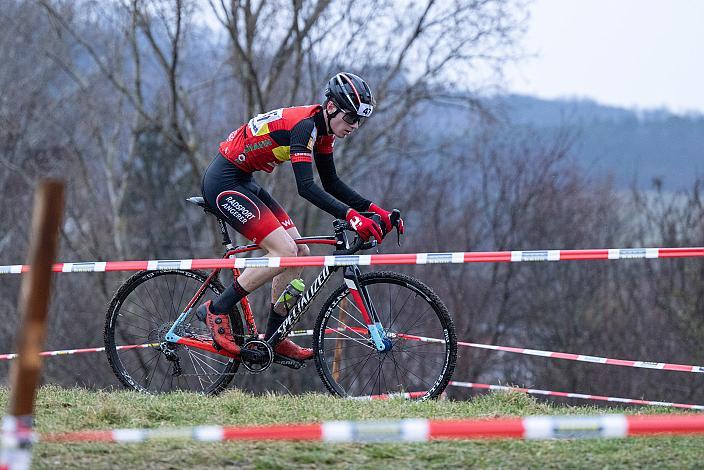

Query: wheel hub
[[147, 323, 176, 349], [381, 337, 393, 352]]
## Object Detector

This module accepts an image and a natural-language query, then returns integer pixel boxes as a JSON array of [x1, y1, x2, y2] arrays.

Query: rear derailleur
[[160, 342, 183, 376]]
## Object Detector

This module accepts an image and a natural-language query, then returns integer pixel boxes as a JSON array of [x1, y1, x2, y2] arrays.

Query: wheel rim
[[318, 278, 453, 399], [108, 271, 238, 394]]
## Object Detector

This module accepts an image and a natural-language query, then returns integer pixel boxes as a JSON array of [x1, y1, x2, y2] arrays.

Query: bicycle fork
[[343, 266, 392, 352]]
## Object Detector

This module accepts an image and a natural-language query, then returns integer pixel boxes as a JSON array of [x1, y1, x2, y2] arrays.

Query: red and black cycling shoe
[[197, 300, 241, 357], [274, 338, 314, 361]]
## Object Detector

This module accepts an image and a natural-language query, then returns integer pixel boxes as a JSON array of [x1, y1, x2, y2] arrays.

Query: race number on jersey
[[248, 108, 284, 136]]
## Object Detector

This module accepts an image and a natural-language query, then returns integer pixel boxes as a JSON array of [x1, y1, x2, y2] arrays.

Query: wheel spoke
[[323, 328, 375, 350], [316, 274, 456, 399], [107, 271, 240, 395], [336, 303, 369, 331]]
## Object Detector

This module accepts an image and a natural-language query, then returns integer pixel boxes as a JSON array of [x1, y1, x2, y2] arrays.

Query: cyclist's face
[[326, 103, 360, 138]]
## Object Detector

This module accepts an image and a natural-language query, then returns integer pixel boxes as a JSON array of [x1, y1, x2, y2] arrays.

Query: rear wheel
[[313, 271, 456, 400], [104, 269, 242, 395]]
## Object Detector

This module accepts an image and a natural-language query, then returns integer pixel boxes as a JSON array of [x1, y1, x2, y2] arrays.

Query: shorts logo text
[[221, 196, 258, 225]]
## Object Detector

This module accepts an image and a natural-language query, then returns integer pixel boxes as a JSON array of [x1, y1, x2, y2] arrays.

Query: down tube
[[268, 265, 340, 344]]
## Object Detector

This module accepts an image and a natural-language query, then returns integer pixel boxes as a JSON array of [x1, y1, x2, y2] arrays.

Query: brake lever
[[389, 209, 402, 247]]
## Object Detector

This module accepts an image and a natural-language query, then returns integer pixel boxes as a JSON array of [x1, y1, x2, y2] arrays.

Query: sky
[[504, 0, 704, 114]]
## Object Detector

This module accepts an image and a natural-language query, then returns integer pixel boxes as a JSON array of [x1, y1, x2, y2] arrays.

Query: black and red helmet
[[324, 72, 375, 118]]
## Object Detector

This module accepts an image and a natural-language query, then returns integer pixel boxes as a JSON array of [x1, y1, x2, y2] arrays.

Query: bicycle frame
[[163, 220, 387, 360], [267, 262, 386, 349]]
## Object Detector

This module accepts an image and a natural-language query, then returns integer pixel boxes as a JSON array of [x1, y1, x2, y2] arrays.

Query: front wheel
[[313, 271, 457, 400]]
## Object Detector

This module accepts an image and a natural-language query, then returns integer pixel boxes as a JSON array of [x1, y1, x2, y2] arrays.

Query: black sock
[[212, 279, 249, 313], [265, 304, 286, 340]]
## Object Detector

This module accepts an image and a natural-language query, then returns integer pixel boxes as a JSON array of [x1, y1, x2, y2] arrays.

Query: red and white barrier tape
[[0, 330, 330, 361], [447, 381, 704, 410], [37, 413, 704, 443], [0, 343, 158, 361], [395, 332, 704, 374], [4, 342, 700, 411], [2, 247, 703, 273], [2, 341, 703, 410], [351, 391, 429, 400], [1, 416, 34, 470], [3, 330, 703, 376]]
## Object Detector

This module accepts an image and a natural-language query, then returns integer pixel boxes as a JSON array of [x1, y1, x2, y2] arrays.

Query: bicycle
[[104, 197, 457, 399]]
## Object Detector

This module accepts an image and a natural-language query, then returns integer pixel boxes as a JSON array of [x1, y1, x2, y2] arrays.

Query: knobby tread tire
[[104, 269, 241, 395], [313, 271, 457, 400]]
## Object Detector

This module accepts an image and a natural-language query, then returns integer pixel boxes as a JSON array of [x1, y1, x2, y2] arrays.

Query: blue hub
[[381, 337, 393, 352]]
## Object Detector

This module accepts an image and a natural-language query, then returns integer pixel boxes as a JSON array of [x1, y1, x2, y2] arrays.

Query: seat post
[[185, 196, 235, 251], [217, 217, 234, 250]]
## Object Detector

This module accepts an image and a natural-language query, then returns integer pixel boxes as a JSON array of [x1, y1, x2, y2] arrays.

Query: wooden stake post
[[1, 180, 64, 470], [332, 298, 348, 382]]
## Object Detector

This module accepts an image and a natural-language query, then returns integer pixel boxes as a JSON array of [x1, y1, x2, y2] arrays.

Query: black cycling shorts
[[202, 154, 295, 244]]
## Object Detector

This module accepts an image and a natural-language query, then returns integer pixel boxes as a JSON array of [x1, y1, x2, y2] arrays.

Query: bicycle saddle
[[186, 196, 221, 217], [186, 196, 207, 208]]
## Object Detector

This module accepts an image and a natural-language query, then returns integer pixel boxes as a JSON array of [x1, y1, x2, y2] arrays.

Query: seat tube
[[343, 266, 386, 351], [232, 266, 257, 336]]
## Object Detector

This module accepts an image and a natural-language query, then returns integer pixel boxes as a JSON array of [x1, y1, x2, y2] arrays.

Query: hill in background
[[420, 94, 704, 191]]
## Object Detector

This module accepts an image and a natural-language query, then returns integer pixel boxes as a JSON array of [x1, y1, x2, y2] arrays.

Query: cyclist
[[198, 72, 404, 361]]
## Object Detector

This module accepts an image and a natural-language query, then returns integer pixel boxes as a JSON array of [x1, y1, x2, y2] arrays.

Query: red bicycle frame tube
[[176, 336, 237, 358], [189, 237, 338, 346], [225, 237, 337, 256], [347, 284, 374, 325]]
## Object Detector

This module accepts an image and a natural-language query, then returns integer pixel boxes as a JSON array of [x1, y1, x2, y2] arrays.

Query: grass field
[[2, 385, 703, 469]]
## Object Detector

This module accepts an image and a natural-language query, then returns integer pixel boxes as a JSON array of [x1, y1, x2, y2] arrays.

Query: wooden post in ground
[[332, 298, 348, 382], [1, 180, 64, 470]]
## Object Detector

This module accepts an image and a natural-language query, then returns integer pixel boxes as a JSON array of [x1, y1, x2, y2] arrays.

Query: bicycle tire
[[104, 269, 242, 395], [313, 271, 457, 400]]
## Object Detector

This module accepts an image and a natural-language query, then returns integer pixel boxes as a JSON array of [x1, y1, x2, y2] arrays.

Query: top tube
[[226, 236, 337, 256]]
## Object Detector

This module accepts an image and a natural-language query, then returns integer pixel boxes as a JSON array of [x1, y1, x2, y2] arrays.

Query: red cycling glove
[[369, 203, 404, 234], [346, 209, 383, 243]]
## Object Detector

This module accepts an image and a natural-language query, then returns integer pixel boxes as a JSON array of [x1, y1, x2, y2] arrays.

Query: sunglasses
[[340, 110, 367, 126]]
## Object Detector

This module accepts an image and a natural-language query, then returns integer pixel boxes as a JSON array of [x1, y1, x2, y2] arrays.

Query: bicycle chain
[[159, 317, 316, 378], [167, 329, 307, 377]]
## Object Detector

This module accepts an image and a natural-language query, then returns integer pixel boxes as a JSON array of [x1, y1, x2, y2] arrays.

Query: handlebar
[[334, 235, 375, 256], [333, 209, 403, 255]]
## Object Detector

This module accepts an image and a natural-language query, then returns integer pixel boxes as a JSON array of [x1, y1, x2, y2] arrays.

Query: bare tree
[[2, 0, 560, 395], [206, 0, 527, 237]]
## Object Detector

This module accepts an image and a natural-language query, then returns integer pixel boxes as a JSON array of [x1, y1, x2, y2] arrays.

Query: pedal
[[273, 353, 303, 370]]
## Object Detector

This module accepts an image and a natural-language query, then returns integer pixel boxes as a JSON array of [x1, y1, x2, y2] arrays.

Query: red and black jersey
[[216, 104, 370, 220], [219, 105, 335, 173]]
